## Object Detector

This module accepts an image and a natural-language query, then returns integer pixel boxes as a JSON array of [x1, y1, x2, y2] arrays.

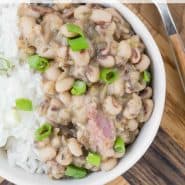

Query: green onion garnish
[[65, 165, 87, 178], [68, 37, 89, 51], [143, 70, 151, 83], [35, 123, 53, 142], [86, 152, 101, 167], [66, 23, 84, 37], [71, 80, 87, 96], [66, 23, 89, 51], [15, 98, 33, 111], [0, 55, 13, 75], [114, 136, 125, 153], [28, 55, 49, 72], [100, 68, 119, 84]]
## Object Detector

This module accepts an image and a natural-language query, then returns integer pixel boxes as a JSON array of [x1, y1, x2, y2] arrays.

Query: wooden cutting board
[[1, 4, 185, 185]]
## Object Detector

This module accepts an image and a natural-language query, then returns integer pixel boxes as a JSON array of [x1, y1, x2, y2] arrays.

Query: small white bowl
[[0, 1, 166, 185]]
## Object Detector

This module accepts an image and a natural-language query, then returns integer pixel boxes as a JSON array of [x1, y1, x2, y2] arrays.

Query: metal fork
[[153, 0, 185, 92]]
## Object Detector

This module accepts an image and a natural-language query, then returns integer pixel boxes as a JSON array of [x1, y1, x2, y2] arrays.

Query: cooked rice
[[0, 4, 47, 174]]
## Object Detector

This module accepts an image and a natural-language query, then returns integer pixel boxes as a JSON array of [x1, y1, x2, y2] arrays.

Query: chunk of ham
[[87, 106, 115, 157]]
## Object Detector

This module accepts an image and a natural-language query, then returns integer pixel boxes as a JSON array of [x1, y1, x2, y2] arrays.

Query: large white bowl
[[0, 1, 166, 185]]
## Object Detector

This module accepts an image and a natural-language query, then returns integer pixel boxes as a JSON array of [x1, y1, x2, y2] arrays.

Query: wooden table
[[1, 4, 185, 185]]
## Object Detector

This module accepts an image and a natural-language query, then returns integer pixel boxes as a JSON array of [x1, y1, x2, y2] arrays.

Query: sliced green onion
[[68, 37, 89, 51], [35, 123, 53, 142], [28, 55, 49, 72], [143, 70, 151, 83], [71, 80, 87, 96], [66, 23, 89, 51], [114, 136, 125, 153], [65, 165, 87, 178], [15, 98, 33, 111], [100, 68, 119, 84], [0, 55, 13, 75], [66, 23, 84, 37], [86, 152, 101, 167]]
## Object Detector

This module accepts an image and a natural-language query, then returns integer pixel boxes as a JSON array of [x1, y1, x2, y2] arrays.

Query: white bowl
[[0, 1, 166, 185]]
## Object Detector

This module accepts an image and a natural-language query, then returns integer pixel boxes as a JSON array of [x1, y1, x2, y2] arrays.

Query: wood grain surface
[[123, 129, 185, 185], [1, 3, 185, 185], [170, 33, 185, 91]]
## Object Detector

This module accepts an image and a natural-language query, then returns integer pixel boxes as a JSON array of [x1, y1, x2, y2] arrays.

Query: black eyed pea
[[47, 160, 65, 179], [44, 65, 61, 81], [137, 99, 154, 122], [135, 54, 150, 72], [103, 96, 122, 115], [123, 94, 142, 119], [139, 87, 152, 99], [67, 138, 83, 157], [90, 9, 112, 23], [127, 119, 139, 132], [107, 78, 124, 97], [56, 147, 72, 166], [37, 146, 57, 162], [69, 49, 90, 66], [58, 92, 72, 106], [51, 136, 61, 148], [100, 158, 117, 171], [55, 77, 74, 93], [42, 81, 56, 95], [86, 65, 100, 83], [98, 55, 115, 68], [74, 6, 91, 20], [117, 40, 132, 59]]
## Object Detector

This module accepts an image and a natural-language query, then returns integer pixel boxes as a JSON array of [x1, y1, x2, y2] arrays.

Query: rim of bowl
[[0, 1, 166, 185]]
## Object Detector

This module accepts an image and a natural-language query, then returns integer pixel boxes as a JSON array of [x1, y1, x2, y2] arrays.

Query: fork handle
[[170, 33, 185, 91]]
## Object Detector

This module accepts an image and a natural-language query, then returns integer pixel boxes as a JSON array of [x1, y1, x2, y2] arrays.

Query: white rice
[[0, 5, 47, 173]]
